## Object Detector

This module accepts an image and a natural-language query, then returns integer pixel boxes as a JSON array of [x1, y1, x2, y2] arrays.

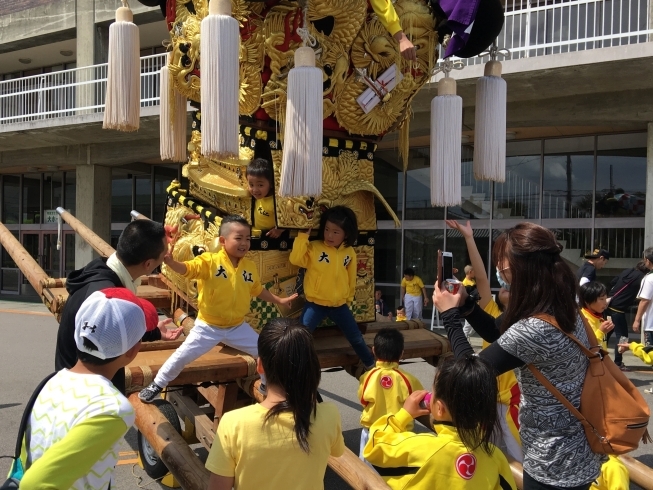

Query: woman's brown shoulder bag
[[528, 313, 651, 455]]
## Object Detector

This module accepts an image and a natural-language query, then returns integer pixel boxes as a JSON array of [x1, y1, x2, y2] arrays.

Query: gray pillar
[[645, 123, 653, 344], [75, 162, 112, 268], [646, 123, 653, 247], [75, 0, 97, 114]]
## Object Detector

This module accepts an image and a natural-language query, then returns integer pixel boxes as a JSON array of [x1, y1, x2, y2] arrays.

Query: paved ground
[[0, 298, 651, 489]]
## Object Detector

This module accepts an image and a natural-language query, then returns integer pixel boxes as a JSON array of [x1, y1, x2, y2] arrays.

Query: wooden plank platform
[[42, 283, 171, 312], [125, 326, 447, 392]]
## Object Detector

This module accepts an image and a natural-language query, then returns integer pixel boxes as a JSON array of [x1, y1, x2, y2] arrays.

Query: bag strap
[[13, 373, 57, 459], [527, 314, 602, 431], [532, 313, 603, 359], [610, 277, 636, 302]]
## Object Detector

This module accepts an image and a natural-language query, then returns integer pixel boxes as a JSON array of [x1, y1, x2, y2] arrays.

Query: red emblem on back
[[380, 375, 393, 389], [455, 453, 476, 480]]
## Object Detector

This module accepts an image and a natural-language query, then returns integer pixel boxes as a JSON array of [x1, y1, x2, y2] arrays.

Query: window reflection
[[542, 153, 594, 219], [445, 228, 490, 282], [596, 144, 646, 217], [22, 174, 41, 224], [112, 170, 132, 223], [494, 140, 541, 219], [2, 176, 20, 224], [374, 230, 402, 284], [403, 229, 444, 287], [447, 145, 491, 220], [374, 151, 403, 221], [594, 228, 644, 260], [404, 147, 445, 219]]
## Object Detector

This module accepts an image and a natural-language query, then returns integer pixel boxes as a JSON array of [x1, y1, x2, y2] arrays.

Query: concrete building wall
[[0, 0, 160, 55]]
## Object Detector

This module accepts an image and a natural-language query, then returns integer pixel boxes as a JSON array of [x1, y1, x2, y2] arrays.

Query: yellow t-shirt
[[462, 277, 476, 288], [206, 402, 344, 490], [581, 308, 608, 351], [182, 249, 263, 327], [358, 361, 424, 429], [253, 196, 276, 231], [395, 313, 407, 322], [591, 455, 629, 490], [401, 276, 424, 297]]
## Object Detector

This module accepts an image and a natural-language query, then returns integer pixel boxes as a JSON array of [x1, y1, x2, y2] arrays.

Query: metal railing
[[0, 53, 166, 125], [441, 0, 653, 66]]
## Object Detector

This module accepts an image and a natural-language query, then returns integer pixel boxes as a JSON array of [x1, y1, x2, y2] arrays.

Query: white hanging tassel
[[473, 60, 506, 182], [160, 54, 188, 162], [200, 0, 240, 159], [103, 0, 140, 132], [279, 46, 323, 197], [430, 76, 462, 207]]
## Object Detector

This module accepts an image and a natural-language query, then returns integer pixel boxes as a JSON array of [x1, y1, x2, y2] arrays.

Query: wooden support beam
[[508, 458, 524, 490], [197, 384, 240, 430], [620, 455, 653, 490], [167, 391, 216, 452], [328, 449, 390, 490], [56, 207, 115, 258], [0, 221, 49, 295], [128, 393, 211, 490]]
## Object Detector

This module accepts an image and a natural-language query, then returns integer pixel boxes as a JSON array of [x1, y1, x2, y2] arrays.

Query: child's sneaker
[[139, 382, 163, 403]]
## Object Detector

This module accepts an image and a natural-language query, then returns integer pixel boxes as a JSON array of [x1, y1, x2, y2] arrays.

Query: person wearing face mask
[[433, 222, 603, 490]]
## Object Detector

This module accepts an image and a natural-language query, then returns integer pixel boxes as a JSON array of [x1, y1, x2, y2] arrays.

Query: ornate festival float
[[2, 0, 652, 488]]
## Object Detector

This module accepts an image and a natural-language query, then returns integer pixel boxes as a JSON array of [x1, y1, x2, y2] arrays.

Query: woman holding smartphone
[[432, 222, 603, 490]]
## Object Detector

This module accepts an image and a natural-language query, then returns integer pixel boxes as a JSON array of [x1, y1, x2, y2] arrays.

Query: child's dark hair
[[397, 304, 405, 311], [318, 206, 358, 247], [258, 318, 321, 453], [219, 214, 251, 237], [403, 267, 415, 276], [579, 281, 608, 309], [246, 158, 274, 184], [433, 356, 499, 454], [76, 338, 119, 366], [374, 328, 404, 362], [636, 261, 649, 273]]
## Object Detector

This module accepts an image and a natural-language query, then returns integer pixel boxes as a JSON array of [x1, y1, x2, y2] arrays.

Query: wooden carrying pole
[[130, 210, 148, 220], [621, 455, 653, 490], [328, 450, 390, 490], [56, 207, 115, 258], [0, 221, 49, 296], [129, 394, 211, 490]]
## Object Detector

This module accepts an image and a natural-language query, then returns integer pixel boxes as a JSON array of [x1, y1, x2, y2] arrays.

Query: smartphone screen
[[442, 252, 453, 280]]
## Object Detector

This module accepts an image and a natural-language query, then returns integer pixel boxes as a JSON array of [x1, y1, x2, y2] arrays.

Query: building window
[[2, 176, 20, 224], [445, 227, 491, 280], [373, 150, 403, 221], [403, 229, 444, 287], [374, 230, 402, 284], [596, 134, 646, 218], [404, 148, 445, 220], [542, 137, 594, 219], [43, 172, 63, 213], [153, 165, 180, 222], [495, 140, 542, 220], [22, 173, 41, 224], [135, 175, 152, 218], [112, 169, 133, 223], [447, 145, 491, 220], [64, 171, 76, 216], [594, 227, 645, 260]]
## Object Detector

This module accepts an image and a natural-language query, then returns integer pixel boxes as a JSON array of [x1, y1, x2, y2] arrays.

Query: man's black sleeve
[[142, 328, 162, 342]]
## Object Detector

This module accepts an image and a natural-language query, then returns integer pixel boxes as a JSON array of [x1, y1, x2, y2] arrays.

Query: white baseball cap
[[75, 288, 158, 360]]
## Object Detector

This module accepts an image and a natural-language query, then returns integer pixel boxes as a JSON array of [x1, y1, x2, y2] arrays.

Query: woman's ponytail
[[258, 318, 321, 453]]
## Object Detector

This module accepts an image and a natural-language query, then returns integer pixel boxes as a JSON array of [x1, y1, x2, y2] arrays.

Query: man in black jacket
[[55, 219, 181, 393], [607, 261, 648, 369]]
